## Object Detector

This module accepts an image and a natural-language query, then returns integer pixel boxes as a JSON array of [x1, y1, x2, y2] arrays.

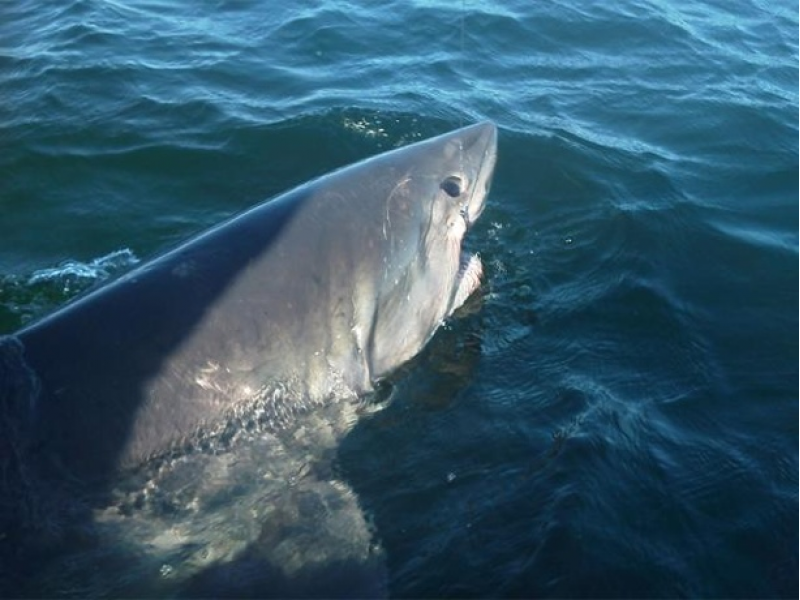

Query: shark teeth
[[451, 253, 483, 312]]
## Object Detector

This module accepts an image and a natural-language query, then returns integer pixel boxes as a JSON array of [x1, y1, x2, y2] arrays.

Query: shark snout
[[459, 121, 497, 227]]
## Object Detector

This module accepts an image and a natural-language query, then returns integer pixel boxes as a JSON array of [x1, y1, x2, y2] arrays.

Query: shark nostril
[[441, 175, 463, 198]]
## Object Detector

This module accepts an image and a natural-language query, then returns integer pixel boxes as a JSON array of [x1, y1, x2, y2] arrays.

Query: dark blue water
[[1, 0, 797, 597]]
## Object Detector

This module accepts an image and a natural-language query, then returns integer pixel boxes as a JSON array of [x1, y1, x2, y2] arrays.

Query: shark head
[[346, 121, 498, 382]]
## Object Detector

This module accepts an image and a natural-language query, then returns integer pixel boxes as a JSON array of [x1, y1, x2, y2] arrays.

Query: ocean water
[[0, 0, 797, 598]]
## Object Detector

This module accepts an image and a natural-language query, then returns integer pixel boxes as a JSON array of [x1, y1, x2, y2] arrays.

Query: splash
[[0, 249, 140, 329], [27, 248, 140, 293]]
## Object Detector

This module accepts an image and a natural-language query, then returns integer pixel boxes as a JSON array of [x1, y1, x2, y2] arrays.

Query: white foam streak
[[27, 248, 140, 291]]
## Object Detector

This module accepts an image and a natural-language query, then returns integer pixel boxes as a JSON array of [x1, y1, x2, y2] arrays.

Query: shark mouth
[[451, 252, 483, 313]]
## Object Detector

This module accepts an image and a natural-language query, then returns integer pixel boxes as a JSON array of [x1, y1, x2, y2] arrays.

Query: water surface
[[1, 0, 797, 597]]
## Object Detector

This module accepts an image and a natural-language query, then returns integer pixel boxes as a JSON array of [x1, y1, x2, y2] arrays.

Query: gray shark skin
[[11, 121, 497, 488]]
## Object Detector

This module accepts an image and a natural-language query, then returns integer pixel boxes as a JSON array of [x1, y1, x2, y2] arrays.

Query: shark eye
[[440, 175, 464, 198]]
